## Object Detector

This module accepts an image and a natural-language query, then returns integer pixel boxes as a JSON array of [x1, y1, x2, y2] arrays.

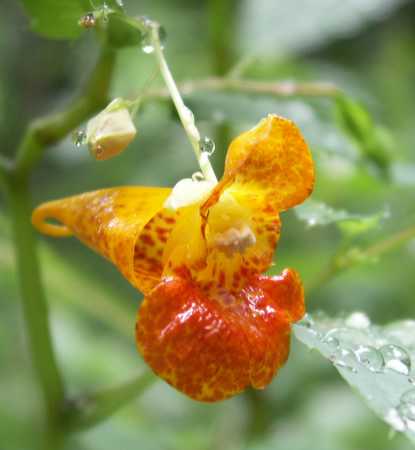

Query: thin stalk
[[143, 77, 341, 101], [308, 223, 415, 293], [66, 372, 156, 431], [6, 175, 65, 428], [149, 26, 217, 183], [2, 47, 117, 442], [207, 0, 237, 75], [13, 48, 116, 178]]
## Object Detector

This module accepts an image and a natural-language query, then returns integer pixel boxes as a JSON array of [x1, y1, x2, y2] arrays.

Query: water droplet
[[321, 334, 340, 352], [330, 347, 358, 373], [72, 130, 87, 148], [139, 18, 166, 54], [297, 313, 314, 329], [200, 137, 215, 156], [398, 403, 415, 423], [385, 408, 407, 432], [345, 311, 370, 329], [380, 344, 411, 375], [408, 377, 415, 386], [79, 12, 96, 28], [401, 388, 415, 407], [355, 345, 384, 372], [141, 30, 154, 54]]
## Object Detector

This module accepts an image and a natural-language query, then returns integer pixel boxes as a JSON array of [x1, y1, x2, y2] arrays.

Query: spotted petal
[[32, 187, 176, 294], [136, 268, 303, 402], [201, 114, 314, 275]]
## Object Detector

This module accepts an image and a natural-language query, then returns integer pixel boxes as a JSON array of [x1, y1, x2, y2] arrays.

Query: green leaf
[[19, 0, 90, 39], [294, 313, 415, 443], [18, 0, 124, 40], [335, 96, 392, 176], [295, 199, 387, 237], [106, 14, 143, 49]]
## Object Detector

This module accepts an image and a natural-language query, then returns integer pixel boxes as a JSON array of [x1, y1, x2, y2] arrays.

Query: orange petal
[[201, 115, 314, 274], [136, 268, 303, 402], [32, 187, 173, 294]]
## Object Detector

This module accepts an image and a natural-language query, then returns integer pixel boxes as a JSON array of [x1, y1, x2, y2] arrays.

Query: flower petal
[[32, 187, 174, 294], [136, 268, 303, 402], [200, 115, 314, 274]]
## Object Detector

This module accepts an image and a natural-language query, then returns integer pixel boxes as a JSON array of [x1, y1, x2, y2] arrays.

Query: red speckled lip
[[136, 268, 303, 402]]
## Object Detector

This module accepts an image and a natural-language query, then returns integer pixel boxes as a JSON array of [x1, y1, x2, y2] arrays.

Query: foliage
[[295, 313, 415, 442]]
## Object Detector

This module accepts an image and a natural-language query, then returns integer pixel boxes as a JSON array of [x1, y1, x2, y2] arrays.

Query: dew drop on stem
[[199, 137, 215, 156], [139, 18, 166, 54], [72, 130, 87, 148]]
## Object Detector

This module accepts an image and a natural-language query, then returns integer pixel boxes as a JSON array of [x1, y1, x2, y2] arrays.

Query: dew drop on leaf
[[398, 403, 415, 423], [355, 345, 384, 372], [385, 408, 407, 432], [380, 344, 411, 375], [297, 313, 314, 329], [330, 347, 358, 373], [346, 311, 371, 329], [401, 389, 415, 407], [321, 334, 340, 352]]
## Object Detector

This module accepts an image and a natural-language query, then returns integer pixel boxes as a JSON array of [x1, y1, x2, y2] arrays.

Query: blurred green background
[[1, 0, 415, 449]]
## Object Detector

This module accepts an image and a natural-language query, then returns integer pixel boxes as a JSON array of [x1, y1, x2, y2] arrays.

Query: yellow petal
[[200, 115, 314, 274], [32, 187, 173, 294]]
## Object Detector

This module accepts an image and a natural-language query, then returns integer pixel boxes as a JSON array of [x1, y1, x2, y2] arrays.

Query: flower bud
[[86, 99, 136, 160]]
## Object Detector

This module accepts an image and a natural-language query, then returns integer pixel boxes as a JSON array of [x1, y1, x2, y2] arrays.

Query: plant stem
[[149, 26, 217, 183], [143, 77, 341, 101], [6, 175, 65, 428], [0, 47, 117, 443], [207, 0, 237, 75], [12, 48, 116, 178], [308, 223, 415, 293], [66, 372, 157, 431]]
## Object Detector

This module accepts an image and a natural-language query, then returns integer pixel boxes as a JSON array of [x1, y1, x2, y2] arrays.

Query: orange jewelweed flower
[[32, 115, 314, 402]]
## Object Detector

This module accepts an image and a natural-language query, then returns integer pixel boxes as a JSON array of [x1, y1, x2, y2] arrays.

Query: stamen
[[213, 224, 256, 257]]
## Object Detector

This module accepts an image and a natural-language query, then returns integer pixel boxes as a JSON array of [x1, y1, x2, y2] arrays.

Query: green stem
[[364, 225, 415, 259], [308, 223, 415, 293], [143, 77, 340, 102], [0, 155, 12, 191], [207, 0, 237, 75], [244, 390, 273, 442], [66, 372, 157, 431], [13, 48, 116, 178], [6, 176, 65, 428], [1, 47, 117, 443]]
